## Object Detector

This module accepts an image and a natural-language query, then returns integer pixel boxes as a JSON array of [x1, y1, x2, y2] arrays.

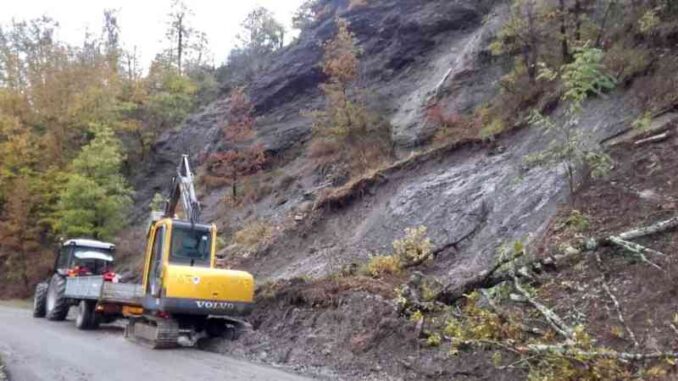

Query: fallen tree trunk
[[512, 274, 574, 340], [617, 216, 678, 241], [635, 131, 670, 146], [605, 237, 664, 270], [435, 215, 678, 305], [456, 339, 678, 361]]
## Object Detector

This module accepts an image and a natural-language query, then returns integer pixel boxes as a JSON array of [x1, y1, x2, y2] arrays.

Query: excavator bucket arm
[[164, 154, 201, 225]]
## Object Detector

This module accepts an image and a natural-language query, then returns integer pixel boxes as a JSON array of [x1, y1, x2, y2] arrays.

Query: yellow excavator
[[33, 155, 255, 348]]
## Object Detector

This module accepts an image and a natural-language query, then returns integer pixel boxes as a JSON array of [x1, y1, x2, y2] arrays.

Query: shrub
[[393, 226, 433, 267], [479, 118, 505, 140], [364, 255, 401, 277], [558, 210, 590, 232], [426, 332, 442, 347]]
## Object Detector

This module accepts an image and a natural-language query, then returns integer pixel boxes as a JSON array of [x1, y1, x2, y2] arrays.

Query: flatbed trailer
[[65, 276, 143, 305], [62, 275, 143, 328]]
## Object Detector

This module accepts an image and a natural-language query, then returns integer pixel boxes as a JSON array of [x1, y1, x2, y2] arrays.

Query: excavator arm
[[164, 154, 201, 225]]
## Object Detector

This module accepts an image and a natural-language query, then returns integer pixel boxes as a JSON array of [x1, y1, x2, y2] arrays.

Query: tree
[[292, 0, 322, 31], [206, 88, 265, 202], [238, 7, 285, 53], [0, 176, 46, 293], [525, 47, 616, 205], [308, 18, 391, 177], [219, 7, 285, 86], [490, 0, 545, 83], [102, 9, 121, 70], [54, 125, 133, 240], [165, 0, 192, 74]]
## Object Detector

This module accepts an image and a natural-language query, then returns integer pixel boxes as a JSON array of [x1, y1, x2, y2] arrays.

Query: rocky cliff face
[[131, 0, 637, 288]]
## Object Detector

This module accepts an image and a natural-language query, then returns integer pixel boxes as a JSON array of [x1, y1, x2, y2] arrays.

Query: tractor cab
[[55, 239, 115, 277]]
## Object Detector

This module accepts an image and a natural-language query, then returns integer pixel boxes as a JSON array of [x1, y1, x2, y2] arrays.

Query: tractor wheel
[[32, 282, 48, 318], [45, 274, 69, 321], [75, 300, 99, 330]]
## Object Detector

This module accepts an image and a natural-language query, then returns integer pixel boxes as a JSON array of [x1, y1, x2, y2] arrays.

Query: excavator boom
[[164, 154, 201, 224]]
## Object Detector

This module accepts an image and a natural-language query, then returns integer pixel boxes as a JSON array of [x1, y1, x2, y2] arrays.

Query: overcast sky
[[1, 0, 306, 67]]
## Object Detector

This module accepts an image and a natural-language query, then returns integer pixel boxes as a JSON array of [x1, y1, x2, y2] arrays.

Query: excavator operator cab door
[[144, 222, 168, 298]]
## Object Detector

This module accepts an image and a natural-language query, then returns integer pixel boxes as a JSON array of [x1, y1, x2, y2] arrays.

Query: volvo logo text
[[196, 301, 235, 309]]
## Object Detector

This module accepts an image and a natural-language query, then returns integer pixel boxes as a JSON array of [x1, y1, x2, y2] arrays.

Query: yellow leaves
[[491, 351, 503, 368], [426, 332, 441, 347], [572, 324, 593, 348], [409, 310, 424, 323], [638, 8, 661, 35], [393, 226, 433, 266], [364, 255, 401, 278], [609, 325, 625, 339], [321, 18, 359, 85]]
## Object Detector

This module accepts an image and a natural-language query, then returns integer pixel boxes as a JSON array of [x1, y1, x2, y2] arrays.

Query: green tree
[[219, 7, 285, 86], [54, 125, 132, 240], [525, 46, 616, 205], [292, 0, 322, 31]]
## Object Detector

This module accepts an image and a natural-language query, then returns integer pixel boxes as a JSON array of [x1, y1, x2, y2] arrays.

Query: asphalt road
[[0, 305, 311, 381]]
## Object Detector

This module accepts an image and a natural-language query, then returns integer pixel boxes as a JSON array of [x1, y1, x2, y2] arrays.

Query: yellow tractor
[[33, 155, 255, 348]]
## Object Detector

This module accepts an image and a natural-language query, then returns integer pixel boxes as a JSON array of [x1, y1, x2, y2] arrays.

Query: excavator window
[[169, 225, 211, 267]]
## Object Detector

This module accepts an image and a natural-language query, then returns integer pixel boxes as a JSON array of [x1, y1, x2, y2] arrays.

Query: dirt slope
[[203, 115, 678, 380]]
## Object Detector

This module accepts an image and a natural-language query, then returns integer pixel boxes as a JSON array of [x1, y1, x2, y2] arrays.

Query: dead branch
[[513, 344, 678, 361], [617, 216, 678, 241], [511, 274, 574, 340], [594, 252, 639, 348], [457, 339, 678, 361], [606, 237, 664, 270], [669, 323, 678, 337], [602, 279, 639, 347], [480, 289, 544, 336], [635, 131, 670, 146]]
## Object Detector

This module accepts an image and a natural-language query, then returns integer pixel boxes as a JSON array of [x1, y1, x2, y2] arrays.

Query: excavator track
[[124, 316, 179, 349]]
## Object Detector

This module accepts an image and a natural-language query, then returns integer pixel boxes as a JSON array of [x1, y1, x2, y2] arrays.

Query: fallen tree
[[435, 215, 678, 305]]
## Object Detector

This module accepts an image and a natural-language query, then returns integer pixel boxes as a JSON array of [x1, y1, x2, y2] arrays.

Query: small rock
[[563, 246, 580, 256]]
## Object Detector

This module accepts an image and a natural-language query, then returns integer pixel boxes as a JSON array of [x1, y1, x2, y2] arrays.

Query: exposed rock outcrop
[[131, 0, 637, 291]]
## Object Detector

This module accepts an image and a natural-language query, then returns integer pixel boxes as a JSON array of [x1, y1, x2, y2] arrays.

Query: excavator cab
[[141, 218, 254, 316]]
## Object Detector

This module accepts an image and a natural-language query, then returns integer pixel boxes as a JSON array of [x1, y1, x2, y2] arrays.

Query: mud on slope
[[206, 114, 678, 381], [537, 116, 678, 366], [241, 93, 637, 286], [204, 275, 521, 381]]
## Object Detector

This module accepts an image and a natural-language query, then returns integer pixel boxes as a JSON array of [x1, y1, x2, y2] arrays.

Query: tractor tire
[[32, 282, 48, 318], [45, 274, 69, 321], [75, 300, 99, 330]]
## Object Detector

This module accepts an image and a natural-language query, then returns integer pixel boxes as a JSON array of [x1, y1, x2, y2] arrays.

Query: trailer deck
[[65, 276, 143, 306]]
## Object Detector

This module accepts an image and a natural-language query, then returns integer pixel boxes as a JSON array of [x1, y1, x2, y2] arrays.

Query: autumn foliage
[[205, 88, 266, 202], [308, 18, 391, 180]]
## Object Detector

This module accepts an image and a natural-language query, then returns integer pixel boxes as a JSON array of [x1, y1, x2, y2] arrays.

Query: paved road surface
[[0, 306, 311, 381]]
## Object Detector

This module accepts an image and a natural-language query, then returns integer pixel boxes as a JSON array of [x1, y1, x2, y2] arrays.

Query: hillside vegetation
[[1, 0, 678, 379]]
